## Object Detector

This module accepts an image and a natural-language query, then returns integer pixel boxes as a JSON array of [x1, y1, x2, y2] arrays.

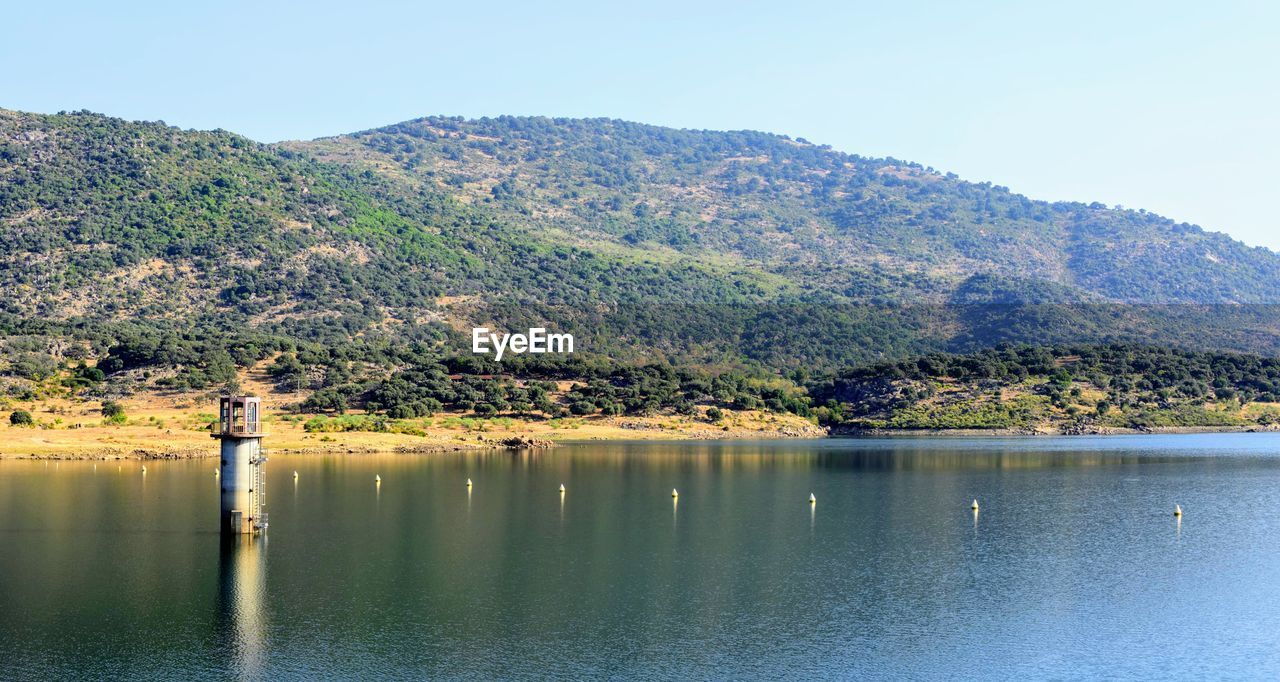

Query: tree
[[9, 410, 34, 426], [303, 388, 348, 414], [268, 353, 307, 391], [101, 400, 127, 424], [13, 353, 57, 381]]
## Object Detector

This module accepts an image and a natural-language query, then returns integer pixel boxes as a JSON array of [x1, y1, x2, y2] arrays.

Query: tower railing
[[220, 419, 263, 436]]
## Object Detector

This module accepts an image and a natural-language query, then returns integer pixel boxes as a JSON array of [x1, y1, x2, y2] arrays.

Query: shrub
[[9, 410, 34, 426], [101, 400, 127, 425]]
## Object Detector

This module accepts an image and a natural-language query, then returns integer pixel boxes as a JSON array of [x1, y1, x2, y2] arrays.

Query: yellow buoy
[[559, 483, 566, 493], [1174, 504, 1183, 517], [672, 488, 679, 498], [214, 468, 219, 477], [466, 478, 473, 488], [971, 499, 980, 511], [141, 466, 147, 474], [293, 471, 299, 480], [809, 493, 816, 505], [375, 475, 382, 483]]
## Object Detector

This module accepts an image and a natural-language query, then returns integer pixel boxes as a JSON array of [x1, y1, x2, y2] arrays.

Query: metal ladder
[[251, 442, 269, 531]]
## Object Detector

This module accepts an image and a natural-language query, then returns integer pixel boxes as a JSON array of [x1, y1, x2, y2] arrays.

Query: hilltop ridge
[[296, 114, 1280, 305]]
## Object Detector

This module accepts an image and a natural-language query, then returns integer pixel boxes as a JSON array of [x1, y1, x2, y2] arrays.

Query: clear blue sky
[[5, 1, 1277, 249]]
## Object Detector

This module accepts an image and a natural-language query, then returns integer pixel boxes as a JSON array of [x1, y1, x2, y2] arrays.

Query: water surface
[[3, 434, 1280, 679]]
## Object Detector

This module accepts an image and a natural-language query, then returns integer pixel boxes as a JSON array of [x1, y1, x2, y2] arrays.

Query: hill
[[0, 110, 773, 329], [3, 108, 1280, 416], [295, 115, 1280, 305]]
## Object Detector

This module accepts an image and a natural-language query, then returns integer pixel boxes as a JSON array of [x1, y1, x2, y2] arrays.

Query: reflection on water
[[217, 536, 266, 680], [476, 437, 1239, 474], [3, 434, 1280, 679]]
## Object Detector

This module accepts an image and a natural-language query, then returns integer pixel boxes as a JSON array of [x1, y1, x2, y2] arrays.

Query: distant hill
[[295, 115, 1280, 305], [2, 108, 1280, 392]]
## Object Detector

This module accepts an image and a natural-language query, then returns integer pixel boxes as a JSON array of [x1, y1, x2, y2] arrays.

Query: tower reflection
[[217, 535, 267, 679]]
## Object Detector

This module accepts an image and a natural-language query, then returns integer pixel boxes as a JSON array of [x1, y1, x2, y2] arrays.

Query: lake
[[3, 434, 1280, 679]]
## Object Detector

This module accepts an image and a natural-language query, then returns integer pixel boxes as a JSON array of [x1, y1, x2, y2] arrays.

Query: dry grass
[[0, 390, 823, 460]]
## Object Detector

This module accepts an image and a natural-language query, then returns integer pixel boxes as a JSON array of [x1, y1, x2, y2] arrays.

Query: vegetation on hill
[[0, 110, 770, 326], [813, 344, 1280, 432], [5, 108, 1280, 420], [302, 115, 1280, 304]]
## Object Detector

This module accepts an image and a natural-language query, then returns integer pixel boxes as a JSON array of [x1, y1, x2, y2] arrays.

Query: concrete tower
[[214, 395, 268, 534]]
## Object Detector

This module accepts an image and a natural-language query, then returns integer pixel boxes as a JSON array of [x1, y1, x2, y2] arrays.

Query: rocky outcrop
[[497, 436, 555, 449]]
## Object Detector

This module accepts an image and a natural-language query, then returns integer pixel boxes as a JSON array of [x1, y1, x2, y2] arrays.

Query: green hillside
[[814, 344, 1280, 433], [3, 107, 1280, 410], [0, 110, 776, 329], [296, 115, 1280, 305]]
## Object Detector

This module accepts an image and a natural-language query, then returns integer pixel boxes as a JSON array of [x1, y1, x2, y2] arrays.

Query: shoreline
[[0, 407, 827, 460], [8, 423, 1279, 460]]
